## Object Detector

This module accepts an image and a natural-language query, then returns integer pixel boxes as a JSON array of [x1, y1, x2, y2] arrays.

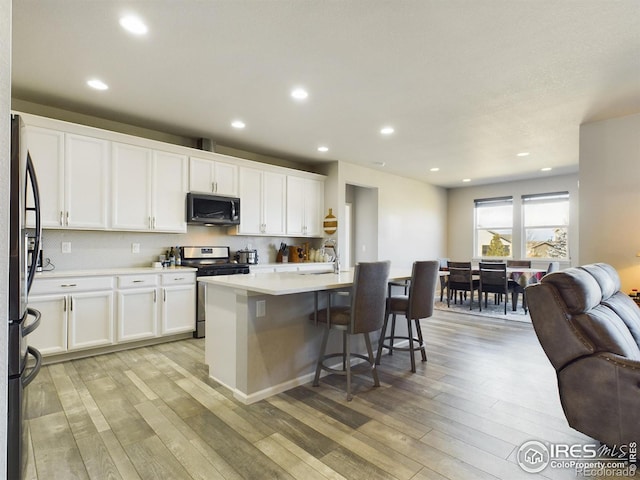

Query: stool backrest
[[408, 260, 439, 320], [350, 261, 391, 334]]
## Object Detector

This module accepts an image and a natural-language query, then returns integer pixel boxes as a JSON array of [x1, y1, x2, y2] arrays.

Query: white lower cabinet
[[68, 291, 114, 350], [29, 284, 115, 354], [117, 274, 159, 342], [30, 270, 196, 357]]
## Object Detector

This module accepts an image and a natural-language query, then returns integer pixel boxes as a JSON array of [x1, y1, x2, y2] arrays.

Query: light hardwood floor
[[25, 310, 622, 480]]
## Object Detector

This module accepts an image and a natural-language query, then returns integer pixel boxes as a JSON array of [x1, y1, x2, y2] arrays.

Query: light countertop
[[198, 267, 412, 296], [34, 266, 197, 278]]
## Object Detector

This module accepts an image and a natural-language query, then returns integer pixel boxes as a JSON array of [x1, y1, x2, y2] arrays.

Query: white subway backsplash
[[38, 227, 322, 271]]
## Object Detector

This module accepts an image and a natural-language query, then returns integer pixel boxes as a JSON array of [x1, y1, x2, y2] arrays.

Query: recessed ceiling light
[[317, 146, 329, 153], [87, 79, 108, 90], [517, 152, 530, 157], [231, 120, 246, 129], [291, 88, 308, 100], [541, 167, 552, 172], [462, 178, 471, 183], [119, 15, 148, 35], [380, 126, 395, 135], [430, 167, 440, 172]]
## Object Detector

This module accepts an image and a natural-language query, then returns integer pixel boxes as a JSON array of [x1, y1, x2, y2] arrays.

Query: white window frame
[[521, 191, 570, 260], [474, 196, 513, 259]]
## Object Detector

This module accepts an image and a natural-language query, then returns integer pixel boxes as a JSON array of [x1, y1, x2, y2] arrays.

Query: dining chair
[[479, 262, 515, 314], [446, 261, 479, 310], [375, 260, 439, 373], [506, 260, 532, 268], [438, 257, 449, 302], [312, 260, 390, 401]]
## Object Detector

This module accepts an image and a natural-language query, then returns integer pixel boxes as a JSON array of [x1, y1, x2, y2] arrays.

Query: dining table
[[440, 265, 548, 311]]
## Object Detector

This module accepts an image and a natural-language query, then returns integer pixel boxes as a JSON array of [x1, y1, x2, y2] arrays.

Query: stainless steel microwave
[[186, 192, 240, 226]]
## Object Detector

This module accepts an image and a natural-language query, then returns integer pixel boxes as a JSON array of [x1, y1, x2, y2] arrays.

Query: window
[[474, 197, 513, 258], [522, 192, 569, 259]]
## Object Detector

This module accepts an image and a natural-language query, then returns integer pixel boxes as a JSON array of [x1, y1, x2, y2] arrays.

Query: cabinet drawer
[[161, 272, 196, 286], [31, 276, 114, 295], [117, 275, 159, 289]]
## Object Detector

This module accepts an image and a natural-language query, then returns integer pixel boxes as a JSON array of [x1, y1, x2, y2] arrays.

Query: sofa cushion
[[602, 292, 640, 348], [574, 306, 640, 361], [579, 263, 620, 301], [542, 268, 602, 314]]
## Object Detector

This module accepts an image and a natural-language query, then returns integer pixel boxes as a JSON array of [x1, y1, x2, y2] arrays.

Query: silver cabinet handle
[[63, 297, 67, 312], [61, 283, 77, 287], [163, 289, 167, 302], [60, 211, 64, 226], [174, 277, 185, 281], [153, 290, 157, 302], [70, 297, 73, 312], [132, 280, 144, 283], [148, 216, 152, 229], [152, 217, 156, 229], [211, 182, 215, 192], [66, 211, 69, 226]]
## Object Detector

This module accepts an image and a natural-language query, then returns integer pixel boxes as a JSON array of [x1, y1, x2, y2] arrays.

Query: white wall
[[579, 113, 640, 292], [1, 0, 11, 470], [336, 162, 448, 268], [447, 173, 579, 268]]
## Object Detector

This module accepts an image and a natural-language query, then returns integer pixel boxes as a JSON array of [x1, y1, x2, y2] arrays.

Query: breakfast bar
[[199, 268, 411, 404]]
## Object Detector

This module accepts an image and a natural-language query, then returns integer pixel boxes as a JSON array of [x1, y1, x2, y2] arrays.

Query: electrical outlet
[[61, 242, 71, 253], [256, 300, 266, 317], [131, 243, 140, 254]]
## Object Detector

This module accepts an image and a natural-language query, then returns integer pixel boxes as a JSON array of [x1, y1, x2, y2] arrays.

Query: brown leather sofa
[[526, 263, 640, 446]]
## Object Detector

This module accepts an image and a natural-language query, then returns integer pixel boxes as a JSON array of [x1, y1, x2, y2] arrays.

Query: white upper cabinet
[[189, 155, 238, 196], [238, 167, 286, 235], [286, 176, 324, 237], [112, 143, 187, 232], [153, 151, 188, 232], [24, 126, 109, 229], [112, 143, 153, 230], [23, 126, 64, 228]]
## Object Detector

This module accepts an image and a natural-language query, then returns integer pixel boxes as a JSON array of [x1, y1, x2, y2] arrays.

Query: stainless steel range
[[180, 246, 250, 338]]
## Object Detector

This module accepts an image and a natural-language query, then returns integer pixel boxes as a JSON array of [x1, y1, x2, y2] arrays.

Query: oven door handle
[[22, 307, 41, 337], [22, 346, 42, 388]]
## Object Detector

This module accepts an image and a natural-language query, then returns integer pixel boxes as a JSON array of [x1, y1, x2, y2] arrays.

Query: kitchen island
[[199, 267, 411, 404]]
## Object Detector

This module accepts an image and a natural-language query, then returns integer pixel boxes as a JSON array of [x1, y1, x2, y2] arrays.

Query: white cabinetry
[[116, 275, 159, 342], [238, 167, 286, 235], [28, 276, 115, 354], [24, 126, 110, 229], [286, 176, 324, 237], [112, 143, 187, 232], [116, 272, 195, 340], [189, 155, 238, 196], [160, 273, 196, 335]]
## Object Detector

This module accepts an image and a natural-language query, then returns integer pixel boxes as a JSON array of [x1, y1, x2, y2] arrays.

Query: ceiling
[[11, 1, 640, 188]]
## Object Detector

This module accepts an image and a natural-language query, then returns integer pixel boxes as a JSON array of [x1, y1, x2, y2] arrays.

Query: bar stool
[[312, 261, 390, 401], [375, 260, 439, 373]]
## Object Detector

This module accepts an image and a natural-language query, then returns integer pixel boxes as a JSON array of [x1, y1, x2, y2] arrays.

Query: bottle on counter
[[175, 246, 182, 266], [169, 247, 176, 267]]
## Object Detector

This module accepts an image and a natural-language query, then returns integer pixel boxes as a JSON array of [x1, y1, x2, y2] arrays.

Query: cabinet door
[[189, 157, 214, 193], [161, 285, 195, 335], [213, 160, 238, 196], [112, 143, 153, 230], [65, 134, 110, 229], [304, 178, 324, 237], [68, 291, 114, 350], [23, 126, 65, 228], [153, 151, 187, 232], [27, 294, 68, 355], [286, 176, 305, 236], [117, 288, 158, 342], [262, 171, 286, 235], [238, 167, 264, 234]]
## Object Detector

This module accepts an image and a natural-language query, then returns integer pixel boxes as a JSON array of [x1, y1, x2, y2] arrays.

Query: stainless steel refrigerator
[[8, 114, 43, 479]]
